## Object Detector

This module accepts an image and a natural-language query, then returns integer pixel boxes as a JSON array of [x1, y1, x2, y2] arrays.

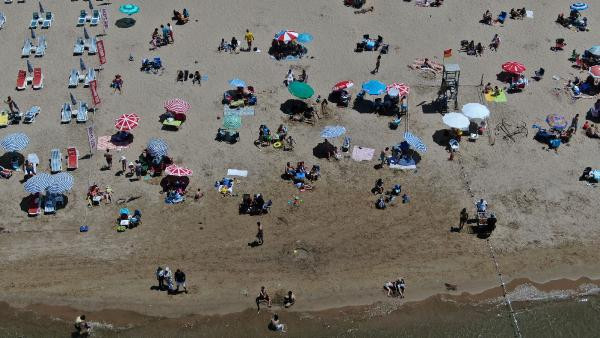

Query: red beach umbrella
[[332, 80, 354, 91], [114, 113, 140, 131], [275, 30, 299, 42], [502, 61, 526, 74], [164, 98, 191, 114], [165, 164, 193, 177]]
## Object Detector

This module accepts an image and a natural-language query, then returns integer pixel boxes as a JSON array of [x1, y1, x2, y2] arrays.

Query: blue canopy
[[119, 4, 140, 15], [403, 132, 428, 153], [47, 172, 74, 194], [24, 173, 52, 193], [587, 46, 600, 56], [320, 125, 346, 138], [228, 78, 246, 88], [361, 80, 386, 95], [147, 138, 168, 158], [297, 33, 313, 43], [570, 2, 588, 11], [1, 132, 29, 152]]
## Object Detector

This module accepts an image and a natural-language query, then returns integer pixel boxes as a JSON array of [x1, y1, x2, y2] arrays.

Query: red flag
[[444, 49, 452, 58], [90, 80, 101, 105], [97, 40, 106, 65]]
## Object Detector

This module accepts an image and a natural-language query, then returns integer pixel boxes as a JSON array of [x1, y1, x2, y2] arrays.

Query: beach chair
[[42, 11, 53, 29], [44, 193, 57, 214], [67, 147, 79, 170], [16, 70, 27, 90], [84, 68, 95, 87], [77, 10, 87, 26], [68, 69, 79, 88], [76, 101, 88, 122], [34, 36, 46, 57], [0, 110, 8, 127], [449, 139, 460, 152], [32, 67, 43, 89], [22, 38, 32, 57], [0, 12, 6, 29], [61, 103, 72, 123], [23, 106, 40, 123], [30, 12, 40, 29], [88, 37, 97, 55], [28, 193, 41, 216], [50, 148, 62, 173], [4, 0, 12, 4], [496, 11, 507, 24], [73, 37, 85, 55], [90, 9, 100, 26]]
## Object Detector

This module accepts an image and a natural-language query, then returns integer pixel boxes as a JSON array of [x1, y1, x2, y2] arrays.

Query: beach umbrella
[[501, 61, 526, 74], [297, 33, 313, 43], [570, 3, 588, 11], [165, 164, 193, 177], [228, 78, 246, 88], [288, 81, 314, 99], [47, 172, 74, 194], [1, 133, 29, 152], [386, 83, 410, 96], [387, 88, 400, 97], [223, 114, 242, 130], [546, 114, 568, 130], [30, 28, 36, 39], [589, 66, 600, 78], [164, 98, 190, 114], [79, 58, 86, 71], [462, 103, 490, 120], [587, 46, 600, 56], [320, 125, 346, 138], [442, 112, 470, 130], [332, 80, 353, 91], [119, 4, 140, 16], [275, 30, 299, 43], [38, 1, 44, 13], [24, 173, 52, 194], [147, 138, 168, 158], [83, 27, 90, 40], [114, 113, 139, 131], [403, 132, 427, 153], [26, 59, 33, 73], [361, 80, 386, 95], [69, 92, 77, 106]]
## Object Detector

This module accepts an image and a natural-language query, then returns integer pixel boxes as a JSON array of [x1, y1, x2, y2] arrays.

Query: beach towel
[[270, 55, 301, 61], [351, 146, 375, 161], [526, 10, 533, 18], [485, 91, 507, 103], [227, 169, 248, 177], [224, 106, 255, 116], [97, 136, 129, 151]]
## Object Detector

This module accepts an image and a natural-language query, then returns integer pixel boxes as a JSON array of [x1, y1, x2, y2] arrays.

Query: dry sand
[[0, 0, 599, 325]]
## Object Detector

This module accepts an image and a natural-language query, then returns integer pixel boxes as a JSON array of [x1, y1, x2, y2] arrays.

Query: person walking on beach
[[135, 160, 142, 180], [174, 269, 188, 294], [5, 96, 20, 115], [192, 71, 202, 86], [244, 29, 254, 51], [459, 208, 468, 231], [256, 286, 272, 312], [256, 221, 264, 245], [161, 25, 169, 43], [104, 149, 112, 169], [571, 113, 579, 133], [372, 55, 381, 74], [489, 34, 500, 51], [167, 23, 174, 43], [120, 155, 127, 173], [156, 266, 165, 290], [379, 147, 389, 167]]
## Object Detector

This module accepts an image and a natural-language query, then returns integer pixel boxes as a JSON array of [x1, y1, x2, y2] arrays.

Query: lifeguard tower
[[438, 63, 460, 114]]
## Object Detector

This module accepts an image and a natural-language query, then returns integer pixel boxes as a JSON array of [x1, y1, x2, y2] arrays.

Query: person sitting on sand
[[277, 124, 288, 141], [586, 124, 599, 138], [492, 86, 501, 97], [475, 42, 484, 56], [483, 82, 492, 94], [489, 34, 500, 51], [376, 196, 386, 209], [476, 199, 488, 212], [482, 10, 492, 25], [395, 278, 406, 298], [230, 37, 239, 53], [285, 162, 295, 178], [283, 290, 296, 308], [308, 164, 320, 181], [75, 315, 90, 336], [268, 314, 286, 332], [374, 178, 384, 195], [256, 286, 272, 312], [384, 281, 397, 296]]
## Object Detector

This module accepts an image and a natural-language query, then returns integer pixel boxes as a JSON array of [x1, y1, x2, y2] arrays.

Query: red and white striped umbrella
[[114, 113, 139, 131], [165, 164, 193, 177], [164, 98, 191, 114], [275, 30, 299, 42], [589, 65, 600, 78], [386, 83, 410, 96], [332, 80, 354, 91], [501, 61, 526, 74]]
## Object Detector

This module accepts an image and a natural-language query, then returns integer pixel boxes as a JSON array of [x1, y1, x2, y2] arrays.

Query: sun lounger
[[0, 12, 6, 29], [67, 147, 79, 170], [23, 106, 40, 123], [22, 38, 32, 57], [68, 69, 79, 88], [77, 10, 87, 26], [88, 37, 97, 55], [32, 67, 43, 89], [4, 0, 12, 4], [35, 36, 46, 57], [61, 103, 72, 123], [50, 148, 62, 173], [44, 193, 57, 214], [16, 70, 27, 90], [0, 110, 8, 127], [42, 11, 53, 28], [28, 193, 41, 216], [76, 101, 88, 122], [84, 68, 95, 87], [73, 37, 85, 55], [30, 12, 40, 29], [90, 9, 100, 26]]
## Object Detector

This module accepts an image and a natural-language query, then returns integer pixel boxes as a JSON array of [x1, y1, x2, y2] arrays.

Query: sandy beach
[[1, 0, 600, 335]]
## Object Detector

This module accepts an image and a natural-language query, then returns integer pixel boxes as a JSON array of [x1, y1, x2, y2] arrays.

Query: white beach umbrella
[[461, 103, 490, 120], [442, 112, 470, 130]]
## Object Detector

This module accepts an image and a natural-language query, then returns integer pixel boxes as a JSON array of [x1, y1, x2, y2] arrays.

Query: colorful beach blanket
[[97, 136, 129, 151], [224, 106, 255, 117], [351, 146, 375, 161], [485, 91, 507, 103]]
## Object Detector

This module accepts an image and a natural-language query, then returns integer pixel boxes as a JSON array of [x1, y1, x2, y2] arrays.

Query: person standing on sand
[[245, 29, 254, 51], [5, 96, 20, 115], [256, 286, 272, 312], [256, 221, 264, 245], [459, 208, 468, 231], [174, 269, 188, 294], [104, 149, 112, 169], [372, 55, 381, 74], [120, 155, 127, 173], [156, 266, 165, 290], [167, 23, 174, 43], [571, 114, 579, 133]]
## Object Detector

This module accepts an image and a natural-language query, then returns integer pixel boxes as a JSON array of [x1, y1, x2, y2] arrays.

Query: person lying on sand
[[354, 6, 374, 14], [408, 58, 443, 72]]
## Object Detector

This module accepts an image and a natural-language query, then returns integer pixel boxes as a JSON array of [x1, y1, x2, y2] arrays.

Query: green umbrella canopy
[[288, 81, 314, 99]]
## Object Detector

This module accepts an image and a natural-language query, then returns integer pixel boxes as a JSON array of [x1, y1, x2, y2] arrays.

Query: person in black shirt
[[174, 269, 187, 294]]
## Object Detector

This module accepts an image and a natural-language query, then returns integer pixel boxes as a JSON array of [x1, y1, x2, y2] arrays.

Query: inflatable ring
[[273, 141, 283, 149]]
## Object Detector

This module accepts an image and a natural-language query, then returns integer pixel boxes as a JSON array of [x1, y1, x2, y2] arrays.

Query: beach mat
[[351, 146, 375, 161], [97, 136, 130, 151], [227, 169, 248, 177], [526, 10, 533, 18], [485, 91, 507, 103], [224, 106, 255, 117]]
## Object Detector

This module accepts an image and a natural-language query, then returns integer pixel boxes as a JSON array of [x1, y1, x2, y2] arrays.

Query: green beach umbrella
[[288, 81, 314, 99]]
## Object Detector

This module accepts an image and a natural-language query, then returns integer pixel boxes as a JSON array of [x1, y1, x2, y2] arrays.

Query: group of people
[[218, 30, 255, 54], [556, 10, 589, 31], [284, 161, 320, 184], [269, 39, 307, 60], [460, 40, 484, 57], [373, 178, 408, 209], [509, 7, 527, 20], [383, 278, 406, 297], [176, 70, 202, 85], [256, 286, 296, 312], [284, 68, 308, 86], [156, 266, 188, 294], [256, 124, 295, 150], [565, 75, 600, 97], [86, 184, 113, 206], [239, 193, 271, 215], [223, 85, 257, 107], [150, 24, 174, 49], [172, 8, 190, 25]]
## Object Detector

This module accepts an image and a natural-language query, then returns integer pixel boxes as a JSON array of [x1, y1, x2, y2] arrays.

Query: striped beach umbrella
[[332, 80, 353, 91], [403, 132, 427, 153], [47, 172, 74, 194], [164, 98, 190, 114], [1, 132, 29, 152], [320, 125, 346, 138], [114, 113, 139, 131], [165, 164, 193, 177], [24, 173, 52, 193], [502, 61, 526, 74], [570, 3, 588, 11], [147, 138, 168, 157], [275, 30, 299, 42], [386, 83, 410, 97]]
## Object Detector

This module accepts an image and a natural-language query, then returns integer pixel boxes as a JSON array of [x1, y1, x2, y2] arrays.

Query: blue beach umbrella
[[403, 131, 427, 153], [147, 138, 168, 158], [24, 173, 52, 193], [228, 78, 246, 88], [297, 33, 313, 43], [361, 80, 386, 95], [320, 125, 346, 138], [47, 172, 74, 194], [1, 133, 29, 152], [119, 4, 140, 16], [587, 46, 600, 56], [570, 3, 588, 11]]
